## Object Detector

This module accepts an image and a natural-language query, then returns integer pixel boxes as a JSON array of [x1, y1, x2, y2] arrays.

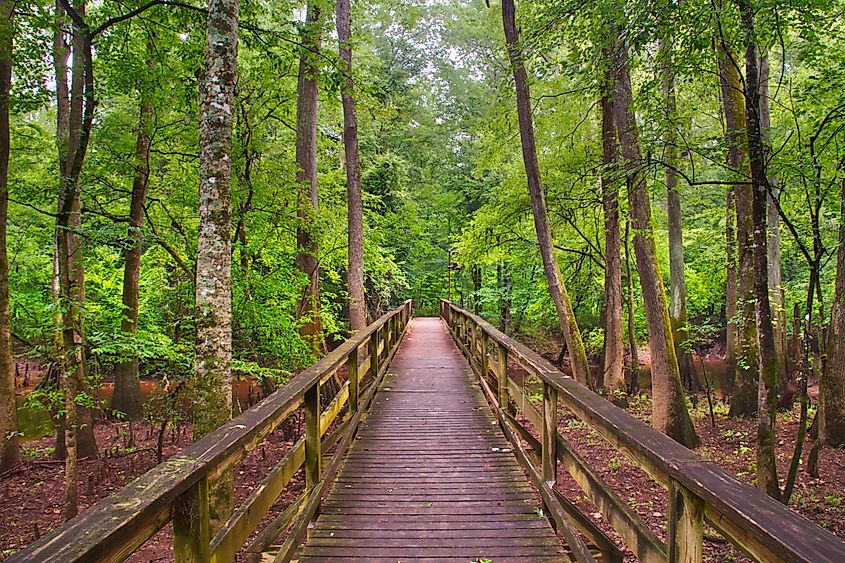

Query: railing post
[[369, 329, 379, 378], [497, 343, 508, 409], [173, 476, 211, 562], [668, 480, 705, 562], [542, 381, 558, 483], [304, 380, 321, 490], [480, 330, 489, 382], [349, 345, 359, 413]]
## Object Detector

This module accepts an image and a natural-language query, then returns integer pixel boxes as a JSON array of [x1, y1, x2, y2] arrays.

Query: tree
[[822, 178, 845, 447], [600, 64, 624, 395], [500, 0, 593, 389], [194, 0, 239, 523], [337, 0, 366, 332], [609, 29, 698, 448], [110, 52, 154, 421], [296, 2, 324, 351], [0, 0, 18, 473]]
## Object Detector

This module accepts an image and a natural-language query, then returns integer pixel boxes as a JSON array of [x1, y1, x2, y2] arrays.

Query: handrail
[[440, 299, 845, 563], [10, 300, 413, 563]]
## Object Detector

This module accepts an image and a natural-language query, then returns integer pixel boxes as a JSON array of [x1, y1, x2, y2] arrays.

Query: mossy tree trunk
[[610, 33, 698, 448], [822, 177, 845, 447], [194, 0, 239, 524], [501, 0, 593, 389]]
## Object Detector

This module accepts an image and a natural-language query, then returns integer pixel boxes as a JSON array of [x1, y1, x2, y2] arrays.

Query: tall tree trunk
[[501, 0, 592, 389], [661, 36, 699, 393], [111, 73, 153, 421], [725, 182, 737, 391], [194, 0, 238, 524], [739, 0, 780, 500], [336, 0, 366, 333], [295, 3, 323, 352], [624, 219, 640, 394], [600, 75, 624, 394], [610, 34, 698, 448], [717, 43, 758, 417], [822, 176, 845, 447], [0, 0, 18, 473], [759, 52, 788, 391], [55, 0, 98, 488]]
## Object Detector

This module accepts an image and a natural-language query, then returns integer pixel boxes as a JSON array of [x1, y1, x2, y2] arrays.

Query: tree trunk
[[194, 0, 238, 524], [660, 35, 699, 393], [717, 43, 758, 417], [739, 0, 780, 500], [610, 34, 697, 448], [0, 0, 18, 473], [55, 0, 97, 477], [295, 2, 323, 352], [111, 77, 153, 421], [624, 219, 640, 394], [600, 75, 624, 394], [501, 0, 592, 389], [822, 176, 845, 447], [759, 52, 788, 391], [336, 0, 366, 333]]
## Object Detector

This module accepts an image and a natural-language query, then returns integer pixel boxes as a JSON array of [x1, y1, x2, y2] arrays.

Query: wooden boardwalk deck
[[297, 317, 567, 562]]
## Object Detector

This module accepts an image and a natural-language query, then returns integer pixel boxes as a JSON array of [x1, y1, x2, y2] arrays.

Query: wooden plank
[[668, 480, 704, 563]]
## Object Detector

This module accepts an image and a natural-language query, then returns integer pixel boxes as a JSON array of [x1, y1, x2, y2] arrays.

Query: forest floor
[[0, 419, 305, 561]]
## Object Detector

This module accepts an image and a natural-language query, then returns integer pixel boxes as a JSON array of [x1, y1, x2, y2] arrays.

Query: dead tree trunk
[[610, 33, 698, 448], [0, 0, 19, 473], [501, 0, 593, 389], [194, 0, 239, 523], [336, 0, 366, 333], [295, 2, 324, 352]]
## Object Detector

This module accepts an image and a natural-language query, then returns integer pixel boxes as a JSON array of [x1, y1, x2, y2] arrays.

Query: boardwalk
[[297, 317, 567, 562]]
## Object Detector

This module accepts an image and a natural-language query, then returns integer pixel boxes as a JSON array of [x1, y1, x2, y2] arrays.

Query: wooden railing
[[440, 300, 845, 563], [10, 300, 413, 563]]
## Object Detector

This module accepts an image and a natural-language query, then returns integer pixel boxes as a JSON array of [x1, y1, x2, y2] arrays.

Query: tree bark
[[295, 2, 323, 352], [0, 0, 19, 473], [759, 52, 788, 390], [610, 34, 698, 448], [739, 0, 780, 500], [501, 0, 592, 389], [717, 43, 758, 417], [194, 0, 238, 523], [600, 74, 624, 394], [336, 0, 366, 333], [624, 219, 640, 394], [111, 68, 154, 421], [661, 36, 699, 393], [822, 176, 845, 447]]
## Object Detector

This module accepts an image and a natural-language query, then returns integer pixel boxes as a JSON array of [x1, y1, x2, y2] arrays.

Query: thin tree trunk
[[660, 35, 699, 393], [0, 0, 18, 473], [821, 176, 845, 447], [336, 0, 366, 333], [739, 0, 780, 500], [624, 219, 640, 394], [759, 52, 788, 392], [610, 33, 697, 448], [194, 0, 239, 524], [111, 72, 153, 421], [501, 0, 592, 389], [717, 43, 758, 417], [600, 74, 624, 394], [295, 2, 323, 352]]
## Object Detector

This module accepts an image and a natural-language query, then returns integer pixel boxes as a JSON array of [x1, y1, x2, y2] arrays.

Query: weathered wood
[[349, 344, 359, 412], [668, 480, 704, 563], [173, 476, 211, 563], [441, 300, 845, 563], [542, 381, 558, 483], [304, 381, 320, 490], [497, 342, 509, 409], [369, 329, 379, 379], [244, 492, 307, 559]]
